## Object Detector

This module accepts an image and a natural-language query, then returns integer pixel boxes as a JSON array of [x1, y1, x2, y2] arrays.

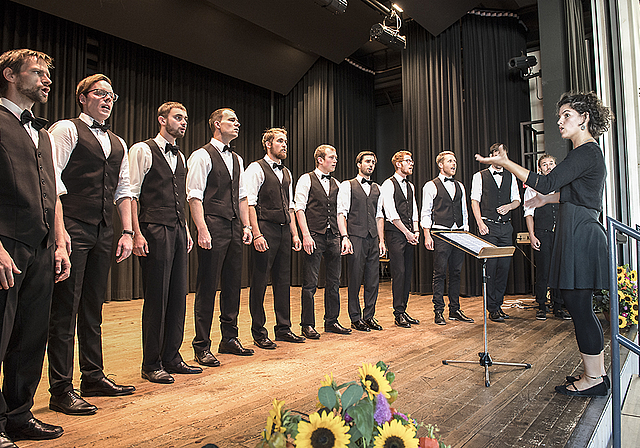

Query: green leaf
[[347, 425, 364, 448], [375, 361, 388, 371], [318, 386, 337, 409], [336, 380, 356, 390], [341, 384, 364, 410], [386, 371, 395, 384], [349, 399, 374, 446]]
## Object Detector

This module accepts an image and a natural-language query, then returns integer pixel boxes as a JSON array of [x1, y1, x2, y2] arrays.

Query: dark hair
[[0, 49, 53, 95], [356, 150, 376, 164], [76, 74, 112, 111], [537, 153, 556, 168], [557, 91, 613, 138], [489, 143, 508, 155]]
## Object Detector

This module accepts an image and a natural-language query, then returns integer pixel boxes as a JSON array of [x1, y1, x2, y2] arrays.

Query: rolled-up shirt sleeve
[[337, 180, 351, 217], [186, 148, 211, 202], [294, 173, 312, 212], [113, 136, 132, 203], [128, 141, 153, 200]]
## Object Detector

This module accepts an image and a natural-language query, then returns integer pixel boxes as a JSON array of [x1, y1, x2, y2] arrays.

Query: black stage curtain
[[274, 58, 376, 286], [565, 0, 591, 92], [402, 15, 531, 297], [1, 0, 374, 298]]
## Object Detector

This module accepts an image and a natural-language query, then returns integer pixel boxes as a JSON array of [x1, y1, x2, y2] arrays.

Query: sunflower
[[295, 411, 350, 448], [359, 363, 392, 400], [617, 266, 624, 275], [630, 270, 637, 282], [265, 399, 286, 440], [630, 312, 638, 325], [373, 419, 419, 448], [632, 303, 639, 313], [618, 290, 626, 301], [619, 315, 628, 328], [617, 272, 624, 283], [321, 372, 336, 388]]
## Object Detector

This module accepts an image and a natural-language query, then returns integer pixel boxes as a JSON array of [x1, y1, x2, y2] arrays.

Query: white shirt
[[186, 138, 246, 202], [244, 154, 294, 209], [294, 168, 335, 212], [420, 174, 469, 230], [0, 98, 63, 195], [50, 112, 131, 201], [380, 173, 419, 225], [128, 134, 186, 199], [337, 175, 384, 219], [470, 167, 521, 204]]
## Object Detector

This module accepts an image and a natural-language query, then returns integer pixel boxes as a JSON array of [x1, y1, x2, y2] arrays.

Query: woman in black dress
[[475, 91, 612, 397]]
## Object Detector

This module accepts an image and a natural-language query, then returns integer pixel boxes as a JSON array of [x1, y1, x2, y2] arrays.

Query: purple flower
[[344, 412, 353, 423], [374, 394, 392, 425]]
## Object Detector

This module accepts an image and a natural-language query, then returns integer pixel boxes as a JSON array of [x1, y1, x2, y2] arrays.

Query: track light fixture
[[370, 9, 406, 50], [313, 0, 348, 14], [509, 54, 541, 80]]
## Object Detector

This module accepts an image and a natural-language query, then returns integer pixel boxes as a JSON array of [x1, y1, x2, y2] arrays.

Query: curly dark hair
[[556, 91, 613, 138]]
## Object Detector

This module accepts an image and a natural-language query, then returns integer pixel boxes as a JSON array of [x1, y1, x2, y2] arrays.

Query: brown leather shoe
[[194, 349, 221, 367]]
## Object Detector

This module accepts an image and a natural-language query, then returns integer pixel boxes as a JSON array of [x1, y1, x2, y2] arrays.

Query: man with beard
[[337, 151, 386, 332], [470, 143, 521, 322], [421, 151, 474, 325], [244, 128, 305, 349], [523, 153, 570, 321], [295, 144, 350, 339], [187, 108, 254, 367], [0, 48, 69, 446], [130, 102, 201, 384], [48, 74, 135, 416], [380, 150, 420, 328]]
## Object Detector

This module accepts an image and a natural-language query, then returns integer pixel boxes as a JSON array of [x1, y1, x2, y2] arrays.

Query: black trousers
[[49, 217, 113, 396], [347, 234, 379, 322], [0, 236, 53, 430], [193, 216, 242, 352], [300, 231, 341, 327], [386, 229, 414, 316], [249, 221, 292, 340], [139, 223, 188, 372], [534, 229, 562, 310], [483, 220, 513, 313], [432, 237, 464, 313], [562, 289, 603, 355]]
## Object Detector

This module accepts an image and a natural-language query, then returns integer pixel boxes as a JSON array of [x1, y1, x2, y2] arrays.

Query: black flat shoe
[[301, 325, 321, 339], [219, 337, 255, 356], [394, 314, 411, 328], [324, 321, 352, 335], [566, 374, 610, 389], [351, 320, 371, 332], [6, 418, 63, 441], [555, 380, 608, 397], [49, 390, 97, 415], [254, 337, 277, 350], [403, 312, 420, 325], [80, 377, 135, 397], [141, 369, 174, 384], [165, 361, 203, 374], [194, 349, 221, 367], [434, 311, 446, 325], [275, 330, 306, 343], [364, 317, 383, 331]]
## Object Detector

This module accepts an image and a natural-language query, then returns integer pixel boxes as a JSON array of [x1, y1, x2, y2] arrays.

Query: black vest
[[60, 118, 124, 226], [202, 143, 240, 220], [533, 201, 558, 232], [255, 158, 290, 225], [384, 176, 414, 233], [347, 179, 379, 238], [480, 169, 513, 222], [432, 177, 463, 229], [0, 106, 56, 248], [138, 139, 186, 227], [305, 172, 339, 234]]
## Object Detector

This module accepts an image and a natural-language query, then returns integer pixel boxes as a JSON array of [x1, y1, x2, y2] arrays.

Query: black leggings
[[561, 288, 604, 355]]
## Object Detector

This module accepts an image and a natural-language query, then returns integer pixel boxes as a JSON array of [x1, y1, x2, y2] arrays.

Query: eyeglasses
[[86, 89, 119, 102], [402, 158, 414, 164]]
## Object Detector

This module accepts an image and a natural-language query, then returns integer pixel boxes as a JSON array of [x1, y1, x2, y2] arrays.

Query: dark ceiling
[[14, 0, 539, 97]]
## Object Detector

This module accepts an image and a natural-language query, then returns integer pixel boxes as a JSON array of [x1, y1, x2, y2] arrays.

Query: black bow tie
[[444, 177, 455, 182], [321, 174, 331, 180], [493, 171, 503, 176], [165, 143, 179, 155], [272, 163, 284, 170], [20, 110, 48, 131], [402, 178, 409, 183], [90, 120, 110, 132], [221, 145, 231, 153], [361, 178, 373, 185]]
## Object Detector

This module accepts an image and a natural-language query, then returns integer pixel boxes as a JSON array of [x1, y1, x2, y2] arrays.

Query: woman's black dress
[[526, 141, 609, 291]]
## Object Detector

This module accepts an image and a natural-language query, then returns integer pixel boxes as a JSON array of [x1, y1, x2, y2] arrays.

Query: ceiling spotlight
[[508, 54, 541, 80], [313, 0, 347, 14], [370, 10, 406, 50]]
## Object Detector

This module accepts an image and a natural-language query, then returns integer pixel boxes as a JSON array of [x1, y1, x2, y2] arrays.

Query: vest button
[[37, 152, 42, 158]]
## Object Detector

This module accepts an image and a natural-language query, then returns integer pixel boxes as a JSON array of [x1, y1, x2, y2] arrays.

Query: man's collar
[[0, 97, 26, 120], [394, 172, 406, 182]]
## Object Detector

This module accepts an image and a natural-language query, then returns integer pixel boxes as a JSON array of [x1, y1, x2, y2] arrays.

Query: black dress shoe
[[275, 330, 306, 343], [555, 380, 608, 397], [165, 361, 203, 374], [403, 312, 420, 325], [434, 311, 446, 325], [0, 433, 17, 448], [142, 369, 174, 384], [49, 390, 97, 415], [498, 308, 511, 319], [554, 309, 572, 320], [364, 317, 383, 330], [301, 325, 321, 339], [488, 311, 505, 322], [351, 320, 371, 332], [254, 337, 277, 350], [6, 418, 63, 441], [566, 374, 610, 389], [394, 314, 411, 328], [219, 337, 255, 356], [80, 377, 135, 397], [324, 321, 352, 334], [449, 309, 474, 323], [194, 349, 221, 367]]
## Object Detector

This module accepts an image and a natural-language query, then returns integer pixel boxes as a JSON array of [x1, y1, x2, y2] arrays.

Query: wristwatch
[[122, 229, 134, 237]]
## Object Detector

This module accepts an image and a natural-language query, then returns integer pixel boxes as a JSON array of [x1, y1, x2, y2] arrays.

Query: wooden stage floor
[[22, 282, 610, 448]]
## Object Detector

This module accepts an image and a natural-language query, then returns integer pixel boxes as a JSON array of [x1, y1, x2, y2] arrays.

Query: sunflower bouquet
[[257, 361, 450, 448], [593, 264, 638, 329]]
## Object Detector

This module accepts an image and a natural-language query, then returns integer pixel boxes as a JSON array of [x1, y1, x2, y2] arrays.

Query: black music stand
[[432, 231, 532, 387]]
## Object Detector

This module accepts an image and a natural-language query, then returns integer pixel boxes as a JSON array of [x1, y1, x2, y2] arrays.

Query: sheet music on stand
[[431, 230, 515, 259]]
